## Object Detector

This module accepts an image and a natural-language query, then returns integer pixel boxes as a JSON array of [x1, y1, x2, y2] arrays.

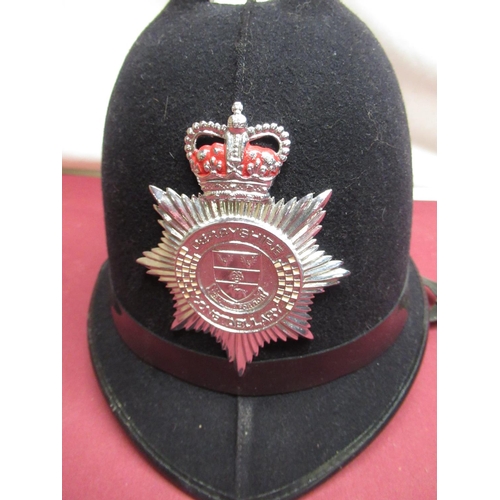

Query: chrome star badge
[[137, 102, 350, 374]]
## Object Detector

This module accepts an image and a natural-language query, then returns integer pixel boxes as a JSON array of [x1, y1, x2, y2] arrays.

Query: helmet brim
[[87, 258, 429, 500]]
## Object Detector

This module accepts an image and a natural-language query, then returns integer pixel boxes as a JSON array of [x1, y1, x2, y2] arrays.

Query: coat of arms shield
[[212, 249, 261, 302]]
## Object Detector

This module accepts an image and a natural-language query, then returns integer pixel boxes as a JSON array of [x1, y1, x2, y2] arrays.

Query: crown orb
[[228, 101, 247, 130], [232, 101, 243, 114]]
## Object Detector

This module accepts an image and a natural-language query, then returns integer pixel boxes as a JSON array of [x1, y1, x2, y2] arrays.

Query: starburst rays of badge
[[137, 186, 349, 375]]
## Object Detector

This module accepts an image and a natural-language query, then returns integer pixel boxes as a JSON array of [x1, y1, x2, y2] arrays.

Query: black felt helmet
[[89, 0, 430, 498]]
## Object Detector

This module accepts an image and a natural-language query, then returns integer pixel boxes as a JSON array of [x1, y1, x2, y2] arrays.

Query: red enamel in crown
[[184, 102, 290, 200]]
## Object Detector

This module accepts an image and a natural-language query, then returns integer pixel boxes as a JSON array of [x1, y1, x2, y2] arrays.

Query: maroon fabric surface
[[62, 174, 436, 500]]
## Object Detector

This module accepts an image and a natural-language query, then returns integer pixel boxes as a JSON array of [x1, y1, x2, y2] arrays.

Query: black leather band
[[111, 276, 410, 396]]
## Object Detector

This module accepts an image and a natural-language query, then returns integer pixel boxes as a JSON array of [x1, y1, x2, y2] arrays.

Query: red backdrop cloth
[[62, 174, 436, 500]]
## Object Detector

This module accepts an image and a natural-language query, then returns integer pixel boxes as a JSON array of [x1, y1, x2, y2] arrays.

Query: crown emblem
[[138, 102, 350, 375], [184, 102, 290, 200]]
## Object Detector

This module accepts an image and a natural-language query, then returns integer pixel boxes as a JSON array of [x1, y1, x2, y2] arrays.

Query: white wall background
[[62, 0, 436, 200]]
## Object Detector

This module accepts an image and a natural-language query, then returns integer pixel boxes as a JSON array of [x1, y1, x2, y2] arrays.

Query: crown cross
[[184, 102, 290, 200]]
